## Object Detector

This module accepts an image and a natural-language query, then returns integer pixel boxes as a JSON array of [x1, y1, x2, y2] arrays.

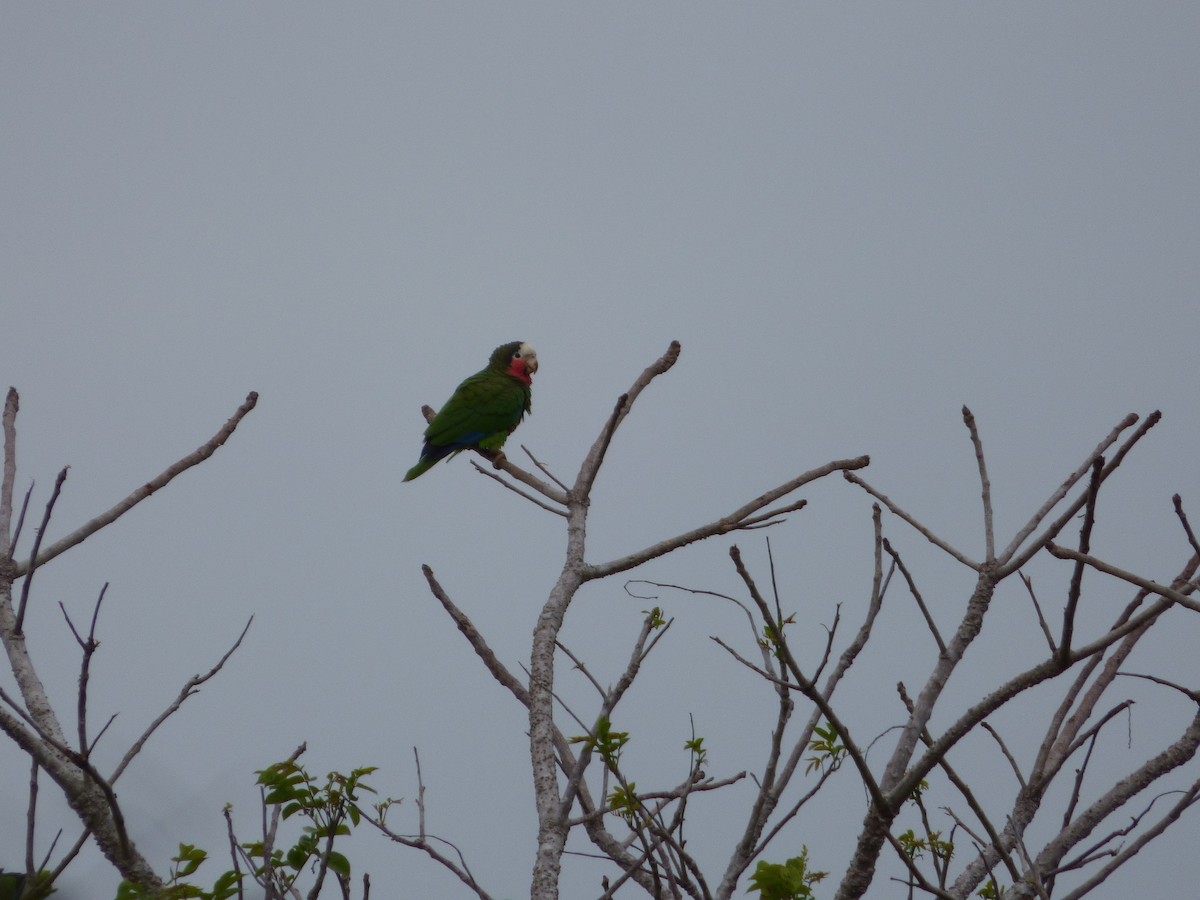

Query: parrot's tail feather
[[404, 443, 465, 482], [403, 459, 434, 482]]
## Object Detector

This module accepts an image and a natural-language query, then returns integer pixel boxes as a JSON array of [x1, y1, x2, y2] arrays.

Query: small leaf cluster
[[1, 870, 55, 900], [757, 613, 798, 659], [896, 828, 954, 864], [684, 734, 708, 769], [642, 606, 667, 629], [244, 761, 378, 886], [804, 722, 845, 775], [116, 761, 378, 900], [570, 717, 630, 769], [116, 845, 239, 900], [746, 847, 826, 900], [977, 879, 1007, 899], [607, 783, 643, 826]]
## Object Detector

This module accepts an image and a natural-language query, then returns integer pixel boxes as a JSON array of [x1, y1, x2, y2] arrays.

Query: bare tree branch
[[587, 457, 868, 580], [1173, 494, 1200, 562], [522, 444, 570, 493], [844, 471, 979, 570], [1019, 572, 1058, 654], [1060, 459, 1102, 663], [8, 481, 34, 562], [995, 413, 1139, 567], [884, 538, 946, 655], [14, 466, 67, 633], [998, 411, 1160, 577], [1056, 782, 1200, 900], [1, 388, 17, 556], [421, 565, 528, 706], [1008, 709, 1200, 900], [468, 460, 568, 516], [13, 391, 259, 577], [1046, 544, 1200, 614], [962, 406, 995, 563], [111, 616, 253, 782]]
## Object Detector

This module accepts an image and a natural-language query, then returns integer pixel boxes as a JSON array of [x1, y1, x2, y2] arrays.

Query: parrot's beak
[[528, 358, 539, 374]]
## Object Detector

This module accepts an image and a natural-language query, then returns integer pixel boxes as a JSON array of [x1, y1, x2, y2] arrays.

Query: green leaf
[[171, 843, 206, 878], [746, 848, 825, 900], [327, 851, 351, 878], [210, 871, 243, 900]]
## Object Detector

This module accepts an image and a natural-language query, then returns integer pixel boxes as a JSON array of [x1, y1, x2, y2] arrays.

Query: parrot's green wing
[[423, 368, 531, 450]]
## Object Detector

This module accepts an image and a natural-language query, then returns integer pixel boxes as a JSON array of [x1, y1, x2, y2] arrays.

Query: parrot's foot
[[490, 450, 508, 469]]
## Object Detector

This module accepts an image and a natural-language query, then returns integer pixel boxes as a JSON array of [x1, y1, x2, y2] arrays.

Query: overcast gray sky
[[3, 4, 1199, 898]]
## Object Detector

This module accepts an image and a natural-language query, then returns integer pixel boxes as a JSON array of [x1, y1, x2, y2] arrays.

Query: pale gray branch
[[586, 456, 868, 580], [111, 617, 253, 782], [1046, 543, 1200, 614], [962, 406, 995, 563], [469, 460, 568, 516], [844, 471, 979, 570], [421, 565, 529, 706], [998, 411, 1160, 577], [522, 444, 569, 493], [1, 388, 17, 555], [996, 413, 1139, 566], [14, 391, 259, 577]]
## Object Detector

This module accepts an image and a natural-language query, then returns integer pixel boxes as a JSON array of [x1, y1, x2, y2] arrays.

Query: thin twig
[[1061, 731, 1101, 832], [576, 341, 681, 497], [59, 583, 108, 757], [1020, 572, 1058, 654], [981, 723, 1028, 790], [111, 617, 253, 782], [413, 747, 426, 840], [14, 466, 68, 634], [469, 461, 568, 516], [884, 538, 946, 655], [729, 547, 890, 814], [587, 456, 868, 580], [1118, 672, 1200, 704], [222, 805, 246, 900], [844, 471, 979, 570], [9, 482, 33, 560], [1060, 458, 1102, 663], [25, 758, 38, 877], [895, 683, 1022, 887], [560, 612, 671, 820], [999, 411, 1160, 577], [997, 413, 1139, 567], [421, 566, 529, 706], [367, 814, 497, 900], [1173, 495, 1200, 561], [1056, 783, 1200, 900], [1046, 544, 1200, 614], [522, 444, 569, 493], [575, 394, 628, 501]]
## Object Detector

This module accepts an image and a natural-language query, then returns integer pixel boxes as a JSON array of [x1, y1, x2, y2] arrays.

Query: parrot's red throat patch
[[508, 360, 534, 385]]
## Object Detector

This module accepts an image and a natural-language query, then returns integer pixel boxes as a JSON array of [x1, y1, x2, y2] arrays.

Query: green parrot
[[404, 341, 538, 481]]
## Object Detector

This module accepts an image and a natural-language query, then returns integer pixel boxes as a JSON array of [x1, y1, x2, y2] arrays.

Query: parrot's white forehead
[[518, 343, 537, 360]]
